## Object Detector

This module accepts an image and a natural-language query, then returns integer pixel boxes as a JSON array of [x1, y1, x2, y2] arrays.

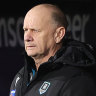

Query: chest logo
[[39, 81, 51, 95]]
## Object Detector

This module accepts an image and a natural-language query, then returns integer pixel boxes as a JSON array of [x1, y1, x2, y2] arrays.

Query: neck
[[34, 55, 50, 71], [33, 44, 62, 71]]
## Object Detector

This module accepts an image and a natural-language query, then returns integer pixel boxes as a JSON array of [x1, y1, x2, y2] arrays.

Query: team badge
[[39, 81, 51, 95], [10, 90, 16, 96]]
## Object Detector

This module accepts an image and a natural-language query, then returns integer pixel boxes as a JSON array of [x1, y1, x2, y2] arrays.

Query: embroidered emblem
[[39, 81, 51, 94], [10, 90, 16, 96]]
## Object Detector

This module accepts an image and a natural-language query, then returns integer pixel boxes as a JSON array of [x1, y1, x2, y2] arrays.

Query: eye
[[32, 29, 37, 32], [23, 28, 41, 33], [31, 29, 41, 33], [23, 28, 28, 33]]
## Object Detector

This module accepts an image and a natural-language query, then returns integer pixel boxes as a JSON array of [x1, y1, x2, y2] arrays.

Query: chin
[[26, 51, 37, 57], [27, 53, 32, 56]]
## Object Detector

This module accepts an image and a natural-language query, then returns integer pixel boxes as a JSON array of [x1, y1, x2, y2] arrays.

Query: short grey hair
[[41, 4, 68, 30]]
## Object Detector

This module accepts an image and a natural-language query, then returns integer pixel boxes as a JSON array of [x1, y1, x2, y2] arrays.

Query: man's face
[[23, 7, 57, 58]]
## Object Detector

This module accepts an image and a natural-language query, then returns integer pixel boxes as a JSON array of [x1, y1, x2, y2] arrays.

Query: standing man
[[10, 3, 96, 96]]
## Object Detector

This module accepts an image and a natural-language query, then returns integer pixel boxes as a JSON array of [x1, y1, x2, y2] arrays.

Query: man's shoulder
[[10, 67, 24, 90], [14, 67, 24, 82], [18, 67, 24, 75]]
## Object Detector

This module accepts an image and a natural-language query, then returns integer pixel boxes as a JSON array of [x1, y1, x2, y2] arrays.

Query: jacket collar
[[24, 39, 96, 73]]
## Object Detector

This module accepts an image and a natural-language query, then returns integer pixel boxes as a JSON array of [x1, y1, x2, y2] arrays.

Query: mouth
[[26, 45, 36, 50]]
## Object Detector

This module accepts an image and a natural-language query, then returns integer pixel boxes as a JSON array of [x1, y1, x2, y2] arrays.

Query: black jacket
[[9, 39, 96, 96]]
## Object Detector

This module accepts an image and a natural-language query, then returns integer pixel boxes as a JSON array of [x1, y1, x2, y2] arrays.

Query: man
[[9, 4, 96, 96]]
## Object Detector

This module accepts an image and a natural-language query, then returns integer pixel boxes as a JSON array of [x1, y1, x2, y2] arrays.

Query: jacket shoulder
[[10, 67, 24, 91]]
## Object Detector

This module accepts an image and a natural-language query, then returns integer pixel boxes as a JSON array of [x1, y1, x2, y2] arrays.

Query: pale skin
[[23, 4, 65, 70]]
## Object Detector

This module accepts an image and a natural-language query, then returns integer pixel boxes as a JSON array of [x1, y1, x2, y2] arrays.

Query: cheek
[[35, 33, 53, 51], [37, 39, 47, 51]]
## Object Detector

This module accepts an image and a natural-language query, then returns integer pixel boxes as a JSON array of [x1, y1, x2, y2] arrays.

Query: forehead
[[23, 7, 53, 29]]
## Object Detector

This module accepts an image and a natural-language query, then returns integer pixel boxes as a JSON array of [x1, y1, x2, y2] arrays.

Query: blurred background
[[0, 0, 96, 96]]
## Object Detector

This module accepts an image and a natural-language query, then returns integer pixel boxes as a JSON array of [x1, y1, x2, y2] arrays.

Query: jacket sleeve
[[60, 75, 96, 96], [9, 67, 24, 96]]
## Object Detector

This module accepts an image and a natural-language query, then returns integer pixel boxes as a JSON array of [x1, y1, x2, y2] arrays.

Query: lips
[[26, 45, 36, 50]]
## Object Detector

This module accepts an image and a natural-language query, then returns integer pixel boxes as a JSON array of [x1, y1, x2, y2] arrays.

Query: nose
[[24, 30, 34, 42]]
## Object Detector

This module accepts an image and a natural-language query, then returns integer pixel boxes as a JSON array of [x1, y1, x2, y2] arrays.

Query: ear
[[54, 27, 65, 43]]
